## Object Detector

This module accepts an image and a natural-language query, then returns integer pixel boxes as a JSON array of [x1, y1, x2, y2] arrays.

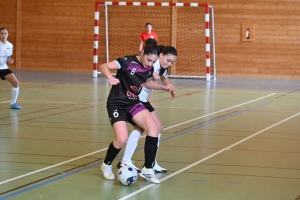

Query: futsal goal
[[93, 1, 216, 81]]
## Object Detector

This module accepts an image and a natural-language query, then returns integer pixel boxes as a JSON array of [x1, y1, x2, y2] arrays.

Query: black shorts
[[107, 101, 147, 126], [0, 69, 13, 80], [127, 101, 154, 125], [142, 101, 155, 112]]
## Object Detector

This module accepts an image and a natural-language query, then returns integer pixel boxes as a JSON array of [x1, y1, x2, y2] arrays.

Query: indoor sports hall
[[1, 1, 300, 200]]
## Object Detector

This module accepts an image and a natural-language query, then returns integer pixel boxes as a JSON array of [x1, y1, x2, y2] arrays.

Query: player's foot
[[10, 103, 22, 110], [116, 160, 141, 173], [101, 163, 115, 180], [139, 167, 161, 184], [153, 162, 167, 173]]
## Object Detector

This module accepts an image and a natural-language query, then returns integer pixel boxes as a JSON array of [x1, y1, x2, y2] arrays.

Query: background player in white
[[0, 27, 21, 109], [117, 39, 178, 173]]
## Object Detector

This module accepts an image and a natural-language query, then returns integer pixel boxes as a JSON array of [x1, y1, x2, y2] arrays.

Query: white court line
[[157, 93, 275, 132], [0, 149, 108, 185], [0, 101, 10, 104], [119, 111, 300, 200], [0, 93, 275, 185]]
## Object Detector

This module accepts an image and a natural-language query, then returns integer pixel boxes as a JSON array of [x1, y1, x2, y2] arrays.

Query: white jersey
[[139, 60, 168, 102], [0, 41, 13, 70]]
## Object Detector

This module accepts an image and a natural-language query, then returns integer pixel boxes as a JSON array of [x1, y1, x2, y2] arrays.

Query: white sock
[[11, 87, 19, 105], [155, 133, 162, 163], [122, 130, 142, 161], [157, 133, 161, 147]]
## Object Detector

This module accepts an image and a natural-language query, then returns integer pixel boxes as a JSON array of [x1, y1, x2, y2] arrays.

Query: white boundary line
[[119, 111, 300, 200], [0, 101, 10, 104], [0, 93, 275, 185], [159, 93, 275, 131], [0, 149, 108, 185]]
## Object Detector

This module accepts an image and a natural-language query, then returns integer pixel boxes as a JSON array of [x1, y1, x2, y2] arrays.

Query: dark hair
[[0, 27, 8, 32], [143, 43, 160, 57], [160, 46, 177, 57], [144, 38, 157, 45], [145, 22, 152, 27], [158, 45, 178, 76]]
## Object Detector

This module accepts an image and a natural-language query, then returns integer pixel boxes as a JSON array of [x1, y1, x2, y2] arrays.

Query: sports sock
[[122, 130, 142, 161], [11, 87, 19, 105], [144, 135, 158, 168], [155, 133, 161, 163], [104, 142, 121, 165]]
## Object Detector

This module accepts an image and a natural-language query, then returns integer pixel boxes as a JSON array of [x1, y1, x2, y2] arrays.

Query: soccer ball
[[117, 165, 138, 186]]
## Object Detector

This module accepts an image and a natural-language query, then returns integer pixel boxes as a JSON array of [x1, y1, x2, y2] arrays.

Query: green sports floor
[[0, 71, 300, 200]]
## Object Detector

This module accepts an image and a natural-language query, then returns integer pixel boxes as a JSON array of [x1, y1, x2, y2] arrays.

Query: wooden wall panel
[[20, 0, 96, 72], [0, 0, 17, 70], [207, 0, 300, 79], [2, 0, 300, 79]]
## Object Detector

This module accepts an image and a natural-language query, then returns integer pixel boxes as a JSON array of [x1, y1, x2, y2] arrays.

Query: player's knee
[[158, 126, 163, 133], [9, 78, 19, 87], [145, 124, 159, 137], [13, 81, 19, 88], [114, 137, 128, 148]]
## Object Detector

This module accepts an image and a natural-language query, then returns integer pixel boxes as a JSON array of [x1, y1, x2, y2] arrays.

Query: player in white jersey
[[117, 39, 178, 173], [0, 27, 22, 109]]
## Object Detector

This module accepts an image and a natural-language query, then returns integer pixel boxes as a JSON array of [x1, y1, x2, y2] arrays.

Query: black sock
[[144, 136, 158, 168], [104, 142, 121, 165]]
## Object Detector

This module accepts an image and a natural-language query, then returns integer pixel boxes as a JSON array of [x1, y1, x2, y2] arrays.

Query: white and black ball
[[117, 165, 138, 186]]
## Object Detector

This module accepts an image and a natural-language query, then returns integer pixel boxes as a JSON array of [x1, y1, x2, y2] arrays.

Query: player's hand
[[165, 84, 174, 91], [107, 76, 119, 85], [161, 84, 174, 92], [170, 90, 176, 100], [7, 58, 14, 65], [161, 85, 170, 91]]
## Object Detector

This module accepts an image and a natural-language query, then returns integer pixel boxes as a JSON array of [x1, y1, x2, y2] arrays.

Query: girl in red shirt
[[139, 22, 158, 54]]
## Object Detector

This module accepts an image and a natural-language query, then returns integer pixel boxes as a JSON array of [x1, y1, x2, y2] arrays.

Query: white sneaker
[[101, 163, 115, 180], [139, 167, 161, 184], [153, 162, 167, 173], [116, 160, 141, 173]]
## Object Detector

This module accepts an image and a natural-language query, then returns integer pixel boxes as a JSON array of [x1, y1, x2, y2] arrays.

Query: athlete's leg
[[5, 73, 21, 108], [122, 125, 144, 161], [133, 109, 158, 167], [101, 121, 128, 180], [116, 125, 144, 172], [103, 121, 128, 165], [132, 110, 160, 183], [150, 110, 167, 172]]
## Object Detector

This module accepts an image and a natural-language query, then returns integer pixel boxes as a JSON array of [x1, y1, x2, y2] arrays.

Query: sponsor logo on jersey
[[126, 84, 145, 99]]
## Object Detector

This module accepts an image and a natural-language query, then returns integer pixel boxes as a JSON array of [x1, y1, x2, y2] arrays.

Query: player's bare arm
[[99, 61, 120, 85], [145, 79, 171, 91]]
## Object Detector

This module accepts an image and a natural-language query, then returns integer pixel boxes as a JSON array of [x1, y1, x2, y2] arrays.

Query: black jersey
[[107, 55, 154, 106]]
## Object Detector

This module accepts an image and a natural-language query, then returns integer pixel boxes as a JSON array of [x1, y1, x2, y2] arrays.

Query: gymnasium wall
[[0, 1, 17, 67], [209, 0, 300, 79], [1, 0, 300, 79]]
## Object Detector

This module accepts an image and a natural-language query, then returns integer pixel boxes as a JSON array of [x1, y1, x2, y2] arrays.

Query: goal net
[[93, 2, 216, 81]]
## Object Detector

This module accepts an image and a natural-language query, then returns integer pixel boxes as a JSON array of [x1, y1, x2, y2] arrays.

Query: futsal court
[[0, 71, 300, 200]]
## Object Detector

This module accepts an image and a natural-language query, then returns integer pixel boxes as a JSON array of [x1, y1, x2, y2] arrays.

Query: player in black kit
[[99, 42, 173, 184]]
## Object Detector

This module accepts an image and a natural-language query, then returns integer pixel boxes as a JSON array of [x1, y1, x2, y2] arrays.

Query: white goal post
[[93, 1, 216, 81]]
